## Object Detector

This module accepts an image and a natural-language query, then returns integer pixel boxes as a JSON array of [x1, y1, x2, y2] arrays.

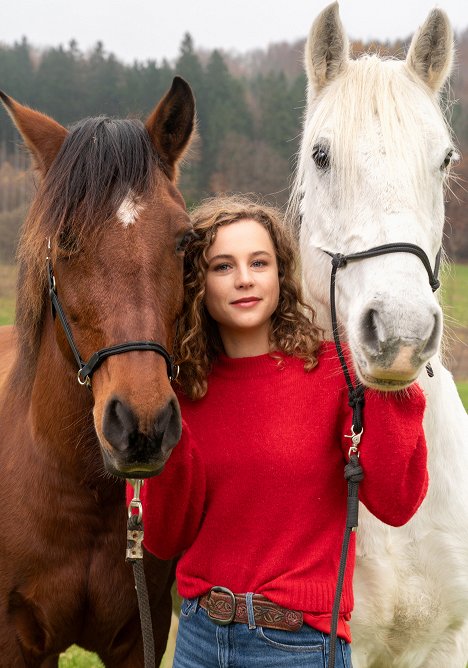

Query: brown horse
[[0, 78, 194, 666]]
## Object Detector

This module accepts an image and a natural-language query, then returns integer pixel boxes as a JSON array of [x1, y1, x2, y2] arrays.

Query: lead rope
[[322, 243, 441, 666], [126, 479, 156, 668], [327, 254, 365, 668]]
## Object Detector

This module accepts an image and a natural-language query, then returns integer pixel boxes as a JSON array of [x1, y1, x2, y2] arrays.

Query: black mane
[[41, 116, 157, 246]]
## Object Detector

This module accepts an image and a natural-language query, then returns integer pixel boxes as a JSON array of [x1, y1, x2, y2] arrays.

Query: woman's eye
[[213, 263, 231, 272], [252, 260, 267, 268]]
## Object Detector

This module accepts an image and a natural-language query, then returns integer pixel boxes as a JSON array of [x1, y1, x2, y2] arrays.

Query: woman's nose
[[235, 266, 254, 288]]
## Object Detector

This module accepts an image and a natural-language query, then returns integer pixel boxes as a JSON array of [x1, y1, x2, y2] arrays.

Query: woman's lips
[[231, 297, 261, 306]]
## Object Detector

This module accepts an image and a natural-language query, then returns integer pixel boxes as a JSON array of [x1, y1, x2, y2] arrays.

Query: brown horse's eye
[[175, 230, 197, 255]]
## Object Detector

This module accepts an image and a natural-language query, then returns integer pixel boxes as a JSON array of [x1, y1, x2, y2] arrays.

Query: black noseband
[[325, 243, 441, 293], [324, 241, 441, 405]]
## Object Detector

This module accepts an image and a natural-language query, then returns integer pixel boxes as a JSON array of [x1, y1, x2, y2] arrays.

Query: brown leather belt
[[199, 587, 303, 631]]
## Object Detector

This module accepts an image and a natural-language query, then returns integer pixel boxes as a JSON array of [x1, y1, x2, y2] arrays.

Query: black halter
[[46, 246, 177, 389], [326, 242, 441, 404], [324, 241, 441, 668]]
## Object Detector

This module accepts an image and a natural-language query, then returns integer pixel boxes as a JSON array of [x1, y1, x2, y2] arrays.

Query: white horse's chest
[[351, 362, 468, 664]]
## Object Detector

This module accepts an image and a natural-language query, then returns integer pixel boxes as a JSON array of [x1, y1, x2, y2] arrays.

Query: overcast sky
[[1, 1, 467, 64]]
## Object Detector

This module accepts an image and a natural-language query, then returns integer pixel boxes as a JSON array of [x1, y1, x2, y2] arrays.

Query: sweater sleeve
[[340, 383, 428, 527], [126, 421, 206, 560]]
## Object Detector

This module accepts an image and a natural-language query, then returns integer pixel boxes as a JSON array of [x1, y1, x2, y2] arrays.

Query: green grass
[[58, 635, 176, 667], [441, 262, 468, 329], [0, 263, 16, 325], [59, 646, 104, 667], [457, 381, 468, 410]]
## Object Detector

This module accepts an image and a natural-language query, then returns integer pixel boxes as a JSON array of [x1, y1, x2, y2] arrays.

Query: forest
[[0, 28, 467, 262]]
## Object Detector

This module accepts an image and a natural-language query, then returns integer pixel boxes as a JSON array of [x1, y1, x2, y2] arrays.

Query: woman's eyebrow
[[208, 250, 273, 264], [208, 253, 235, 263]]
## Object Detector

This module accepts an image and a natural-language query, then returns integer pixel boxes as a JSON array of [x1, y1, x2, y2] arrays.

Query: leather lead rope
[[323, 242, 441, 667], [327, 254, 365, 668], [127, 480, 156, 668]]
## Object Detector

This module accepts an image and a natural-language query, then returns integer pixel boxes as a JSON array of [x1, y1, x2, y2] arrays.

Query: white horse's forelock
[[290, 54, 454, 225]]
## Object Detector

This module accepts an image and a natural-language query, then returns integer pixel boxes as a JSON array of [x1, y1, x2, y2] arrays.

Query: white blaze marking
[[117, 195, 143, 227]]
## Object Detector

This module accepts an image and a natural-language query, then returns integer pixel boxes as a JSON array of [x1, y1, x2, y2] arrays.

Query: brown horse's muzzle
[[98, 395, 182, 477]]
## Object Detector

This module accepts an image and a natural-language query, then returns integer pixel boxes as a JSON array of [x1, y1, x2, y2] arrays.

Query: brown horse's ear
[[145, 77, 195, 181], [0, 91, 68, 176]]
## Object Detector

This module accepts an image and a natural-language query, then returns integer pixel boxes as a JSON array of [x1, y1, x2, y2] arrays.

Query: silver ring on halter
[[77, 369, 91, 388]]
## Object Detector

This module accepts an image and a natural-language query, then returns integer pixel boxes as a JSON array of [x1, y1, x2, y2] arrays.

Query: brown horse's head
[[1, 78, 195, 477]]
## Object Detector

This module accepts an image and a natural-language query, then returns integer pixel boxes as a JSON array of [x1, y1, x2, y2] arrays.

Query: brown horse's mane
[[15, 117, 159, 383]]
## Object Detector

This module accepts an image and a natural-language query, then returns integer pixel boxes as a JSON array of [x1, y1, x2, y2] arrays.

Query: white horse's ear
[[305, 2, 349, 95], [406, 9, 453, 93]]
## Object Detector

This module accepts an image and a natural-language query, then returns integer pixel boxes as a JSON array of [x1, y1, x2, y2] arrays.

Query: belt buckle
[[207, 586, 236, 625]]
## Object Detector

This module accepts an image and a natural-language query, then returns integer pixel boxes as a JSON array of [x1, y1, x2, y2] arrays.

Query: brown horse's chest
[[4, 480, 139, 661]]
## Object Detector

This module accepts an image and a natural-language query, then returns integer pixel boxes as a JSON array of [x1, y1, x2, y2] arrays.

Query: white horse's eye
[[312, 144, 330, 170], [441, 149, 458, 170]]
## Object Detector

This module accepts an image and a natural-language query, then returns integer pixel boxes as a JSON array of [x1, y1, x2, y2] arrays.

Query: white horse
[[293, 4, 468, 667]]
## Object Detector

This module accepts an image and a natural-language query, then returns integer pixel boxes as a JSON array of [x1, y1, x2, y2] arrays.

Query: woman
[[135, 195, 427, 667]]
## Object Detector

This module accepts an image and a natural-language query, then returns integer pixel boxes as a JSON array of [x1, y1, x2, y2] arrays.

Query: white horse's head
[[294, 2, 457, 390]]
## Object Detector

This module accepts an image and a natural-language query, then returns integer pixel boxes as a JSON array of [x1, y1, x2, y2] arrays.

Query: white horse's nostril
[[361, 308, 380, 352], [423, 310, 442, 358], [357, 299, 443, 377]]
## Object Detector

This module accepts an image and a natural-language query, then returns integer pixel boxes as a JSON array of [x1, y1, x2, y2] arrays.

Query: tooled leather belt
[[199, 586, 303, 631]]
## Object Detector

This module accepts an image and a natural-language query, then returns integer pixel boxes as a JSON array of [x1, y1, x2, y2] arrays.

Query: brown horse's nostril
[[102, 396, 182, 463], [159, 398, 182, 455], [103, 398, 137, 453]]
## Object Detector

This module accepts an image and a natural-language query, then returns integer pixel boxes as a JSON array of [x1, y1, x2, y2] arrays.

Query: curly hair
[[174, 194, 323, 399]]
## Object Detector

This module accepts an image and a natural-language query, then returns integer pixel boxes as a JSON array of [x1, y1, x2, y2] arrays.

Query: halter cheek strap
[[46, 248, 177, 389]]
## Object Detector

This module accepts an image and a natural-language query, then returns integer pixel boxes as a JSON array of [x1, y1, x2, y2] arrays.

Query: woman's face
[[204, 219, 280, 343]]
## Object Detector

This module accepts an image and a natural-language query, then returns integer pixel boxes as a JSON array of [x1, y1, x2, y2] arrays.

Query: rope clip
[[126, 479, 145, 561], [127, 478, 144, 522], [345, 426, 363, 458]]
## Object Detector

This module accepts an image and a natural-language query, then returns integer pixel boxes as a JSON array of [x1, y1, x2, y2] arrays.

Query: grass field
[[457, 381, 468, 408], [441, 263, 468, 329], [0, 263, 16, 326], [58, 642, 175, 667]]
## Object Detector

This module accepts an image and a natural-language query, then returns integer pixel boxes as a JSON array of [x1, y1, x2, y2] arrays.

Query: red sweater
[[133, 343, 427, 641]]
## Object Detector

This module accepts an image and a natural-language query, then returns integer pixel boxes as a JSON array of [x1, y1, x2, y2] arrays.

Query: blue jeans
[[173, 597, 353, 667]]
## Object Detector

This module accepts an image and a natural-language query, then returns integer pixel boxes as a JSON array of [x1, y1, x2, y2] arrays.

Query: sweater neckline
[[211, 350, 291, 380]]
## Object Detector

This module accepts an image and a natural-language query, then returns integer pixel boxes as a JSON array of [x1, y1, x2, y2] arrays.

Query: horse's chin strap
[[46, 247, 178, 389], [324, 241, 441, 668]]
